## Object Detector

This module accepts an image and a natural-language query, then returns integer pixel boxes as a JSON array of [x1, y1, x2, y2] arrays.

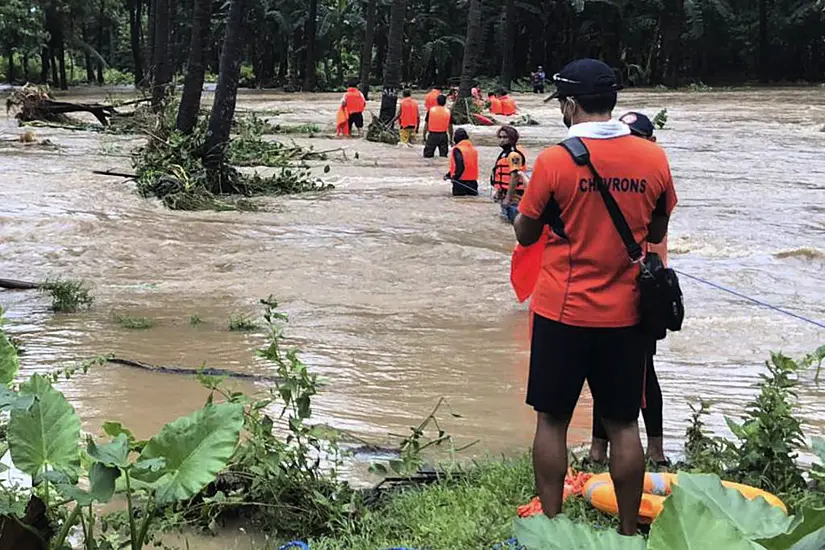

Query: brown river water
[[1, 87, 825, 547]]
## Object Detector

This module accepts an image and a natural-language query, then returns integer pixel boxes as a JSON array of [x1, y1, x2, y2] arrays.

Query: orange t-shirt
[[427, 106, 451, 133], [425, 89, 441, 112], [399, 97, 419, 128], [518, 136, 677, 328], [489, 97, 503, 114], [343, 88, 366, 113]]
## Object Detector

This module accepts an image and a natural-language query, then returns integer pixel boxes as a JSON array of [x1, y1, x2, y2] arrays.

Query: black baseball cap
[[619, 111, 655, 138], [549, 58, 623, 99]]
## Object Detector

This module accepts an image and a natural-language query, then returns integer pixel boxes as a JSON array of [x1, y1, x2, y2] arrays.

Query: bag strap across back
[[559, 137, 644, 262]]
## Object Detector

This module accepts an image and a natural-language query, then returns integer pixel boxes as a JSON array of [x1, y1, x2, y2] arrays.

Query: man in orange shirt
[[422, 94, 453, 158], [488, 92, 502, 115], [340, 82, 367, 136], [394, 89, 420, 146], [443, 128, 479, 196], [513, 59, 677, 536], [424, 87, 442, 112]]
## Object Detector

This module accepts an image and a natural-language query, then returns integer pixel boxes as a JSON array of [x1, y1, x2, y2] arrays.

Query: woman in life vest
[[443, 128, 479, 196], [491, 126, 528, 221], [340, 81, 367, 136]]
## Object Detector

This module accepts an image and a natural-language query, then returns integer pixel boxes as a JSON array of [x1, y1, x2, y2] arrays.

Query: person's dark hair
[[562, 91, 617, 114], [346, 79, 359, 88], [453, 128, 469, 143], [498, 125, 519, 145], [488, 91, 495, 97], [436, 94, 447, 106], [402, 89, 412, 97], [496, 88, 506, 96]]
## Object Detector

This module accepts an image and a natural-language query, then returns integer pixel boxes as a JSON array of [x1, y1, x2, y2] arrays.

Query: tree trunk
[[23, 54, 29, 82], [6, 52, 13, 83], [758, 0, 768, 82], [97, 1, 105, 84], [203, 0, 248, 170], [499, 0, 516, 89], [40, 49, 50, 84], [146, 0, 156, 84], [128, 0, 145, 86], [151, 0, 172, 109], [303, 0, 318, 91], [176, 0, 213, 133], [51, 54, 59, 86], [358, 0, 377, 98], [287, 27, 301, 91], [379, 0, 406, 125], [453, 0, 482, 124], [82, 26, 95, 83], [58, 43, 67, 90]]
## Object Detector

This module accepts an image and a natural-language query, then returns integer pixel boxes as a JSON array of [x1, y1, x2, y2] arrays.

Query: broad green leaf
[[87, 434, 130, 468], [8, 375, 81, 480], [88, 462, 119, 502], [0, 386, 34, 412], [34, 469, 72, 486], [648, 485, 757, 550], [812, 437, 825, 464], [132, 403, 243, 504], [675, 472, 793, 539], [788, 527, 825, 550], [758, 508, 825, 550], [0, 330, 19, 387], [102, 421, 136, 444], [514, 514, 645, 550]]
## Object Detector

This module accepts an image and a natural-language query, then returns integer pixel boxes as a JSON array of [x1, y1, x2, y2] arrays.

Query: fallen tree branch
[[92, 170, 138, 178], [0, 278, 41, 290], [106, 356, 300, 383]]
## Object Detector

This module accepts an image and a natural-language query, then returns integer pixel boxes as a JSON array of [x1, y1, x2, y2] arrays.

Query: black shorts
[[527, 313, 646, 422], [348, 112, 364, 129]]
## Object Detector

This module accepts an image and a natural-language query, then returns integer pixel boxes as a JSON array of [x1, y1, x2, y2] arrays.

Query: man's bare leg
[[602, 418, 645, 536], [532, 412, 571, 518], [589, 437, 609, 463]]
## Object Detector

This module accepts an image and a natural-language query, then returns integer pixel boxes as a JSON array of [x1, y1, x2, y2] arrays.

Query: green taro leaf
[[812, 437, 825, 464], [8, 374, 81, 479], [514, 514, 645, 550], [648, 484, 759, 550], [675, 472, 793, 539], [132, 402, 243, 504], [87, 434, 130, 468], [787, 527, 825, 550], [759, 507, 825, 550], [0, 309, 19, 387], [0, 386, 34, 412], [58, 463, 119, 506]]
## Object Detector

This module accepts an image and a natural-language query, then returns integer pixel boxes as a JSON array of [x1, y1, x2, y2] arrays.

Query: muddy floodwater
[[1, 87, 825, 513]]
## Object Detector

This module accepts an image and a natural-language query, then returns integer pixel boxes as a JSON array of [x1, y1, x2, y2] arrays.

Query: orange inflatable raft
[[583, 472, 787, 523]]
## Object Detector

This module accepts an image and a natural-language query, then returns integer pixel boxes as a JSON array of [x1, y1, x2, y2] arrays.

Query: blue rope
[[278, 543, 309, 550], [674, 269, 825, 330]]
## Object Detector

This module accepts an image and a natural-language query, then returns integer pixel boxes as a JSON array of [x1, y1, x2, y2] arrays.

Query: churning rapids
[[1, 88, 824, 495]]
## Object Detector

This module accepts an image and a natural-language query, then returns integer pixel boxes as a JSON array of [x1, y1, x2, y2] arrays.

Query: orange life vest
[[427, 106, 451, 133], [344, 88, 366, 113], [399, 97, 419, 128], [425, 89, 441, 112], [500, 95, 517, 115], [489, 97, 503, 115], [449, 140, 479, 181], [335, 105, 350, 136], [491, 147, 528, 192]]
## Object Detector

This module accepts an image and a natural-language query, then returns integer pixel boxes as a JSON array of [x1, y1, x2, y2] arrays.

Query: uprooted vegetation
[[132, 101, 334, 211]]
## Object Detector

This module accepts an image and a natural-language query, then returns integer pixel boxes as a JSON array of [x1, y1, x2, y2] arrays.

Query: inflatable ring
[[583, 472, 787, 523]]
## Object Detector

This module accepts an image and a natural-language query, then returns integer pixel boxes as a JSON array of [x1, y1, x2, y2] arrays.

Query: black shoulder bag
[[559, 137, 685, 341]]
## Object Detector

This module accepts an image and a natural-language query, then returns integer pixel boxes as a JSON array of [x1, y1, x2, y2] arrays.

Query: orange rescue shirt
[[450, 140, 479, 180], [518, 136, 677, 328], [427, 106, 451, 133], [343, 88, 366, 113], [489, 97, 503, 115], [399, 97, 419, 128], [425, 89, 441, 112]]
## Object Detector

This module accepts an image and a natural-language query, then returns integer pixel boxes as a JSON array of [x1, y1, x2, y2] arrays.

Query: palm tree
[[379, 0, 406, 125], [303, 0, 318, 91], [358, 0, 377, 98], [204, 0, 248, 171], [453, 0, 483, 124], [499, 0, 516, 89], [151, 0, 171, 109], [176, 0, 212, 133]]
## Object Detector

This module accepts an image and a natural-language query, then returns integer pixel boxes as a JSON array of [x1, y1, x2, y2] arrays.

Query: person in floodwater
[[491, 125, 528, 223], [532, 66, 546, 94], [513, 59, 677, 536], [422, 94, 453, 158], [395, 89, 420, 147], [443, 128, 479, 196], [587, 111, 670, 469], [488, 91, 503, 115], [341, 81, 367, 137]]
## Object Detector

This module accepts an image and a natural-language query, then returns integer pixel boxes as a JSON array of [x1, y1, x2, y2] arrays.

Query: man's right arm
[[649, 168, 678, 244]]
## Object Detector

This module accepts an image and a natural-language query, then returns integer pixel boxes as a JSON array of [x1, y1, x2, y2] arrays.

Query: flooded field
[[1, 86, 824, 500]]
